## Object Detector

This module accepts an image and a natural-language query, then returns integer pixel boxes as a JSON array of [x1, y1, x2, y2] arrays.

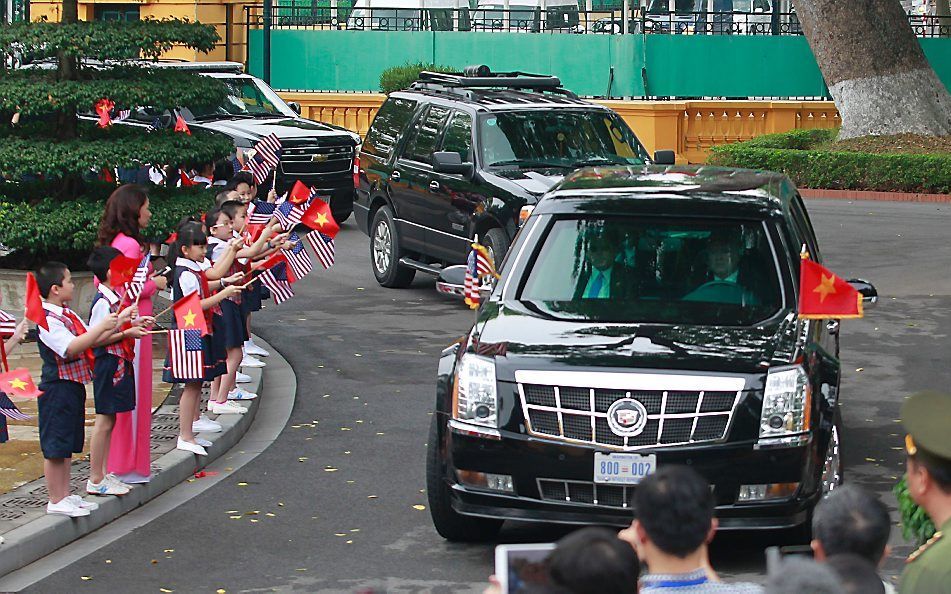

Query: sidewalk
[[0, 336, 270, 577]]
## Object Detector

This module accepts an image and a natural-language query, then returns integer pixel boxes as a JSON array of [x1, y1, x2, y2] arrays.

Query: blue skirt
[[92, 354, 136, 415], [162, 332, 223, 384], [242, 274, 264, 313], [216, 300, 248, 349]]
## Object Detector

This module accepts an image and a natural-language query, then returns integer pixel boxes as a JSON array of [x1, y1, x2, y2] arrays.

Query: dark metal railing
[[241, 5, 951, 37]]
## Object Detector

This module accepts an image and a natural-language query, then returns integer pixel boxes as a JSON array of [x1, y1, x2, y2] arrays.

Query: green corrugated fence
[[247, 29, 951, 98]]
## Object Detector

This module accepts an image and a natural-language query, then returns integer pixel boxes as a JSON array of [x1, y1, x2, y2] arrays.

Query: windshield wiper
[[571, 157, 631, 167], [489, 159, 575, 169]]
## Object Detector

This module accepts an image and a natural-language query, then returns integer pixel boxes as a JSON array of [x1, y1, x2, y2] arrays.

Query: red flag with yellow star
[[108, 254, 140, 287], [173, 291, 209, 336], [299, 198, 339, 239], [799, 259, 862, 319], [0, 368, 42, 399]]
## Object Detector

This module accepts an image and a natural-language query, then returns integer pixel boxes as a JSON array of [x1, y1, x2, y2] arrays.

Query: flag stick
[[146, 329, 167, 335], [272, 167, 278, 192], [153, 303, 175, 319]]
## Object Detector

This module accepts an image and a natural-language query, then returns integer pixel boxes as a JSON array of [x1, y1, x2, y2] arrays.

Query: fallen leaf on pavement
[[237, 482, 248, 486], [81, 576, 92, 581], [413, 505, 426, 511]]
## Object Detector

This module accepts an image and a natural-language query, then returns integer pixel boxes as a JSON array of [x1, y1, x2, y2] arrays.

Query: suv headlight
[[759, 365, 811, 439], [453, 354, 497, 428]]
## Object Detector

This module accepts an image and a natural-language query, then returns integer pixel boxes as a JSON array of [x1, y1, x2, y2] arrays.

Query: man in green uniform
[[899, 390, 951, 594]]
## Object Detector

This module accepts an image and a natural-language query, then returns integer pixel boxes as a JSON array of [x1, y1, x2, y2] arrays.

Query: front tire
[[370, 206, 415, 288], [426, 416, 503, 542], [482, 228, 510, 268]]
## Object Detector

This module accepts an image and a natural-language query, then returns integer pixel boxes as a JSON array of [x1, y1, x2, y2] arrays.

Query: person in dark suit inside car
[[685, 229, 761, 305], [573, 226, 639, 300]]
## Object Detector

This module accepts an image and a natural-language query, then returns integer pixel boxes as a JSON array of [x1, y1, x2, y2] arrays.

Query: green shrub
[[708, 129, 951, 194], [0, 183, 214, 269], [380, 62, 455, 94]]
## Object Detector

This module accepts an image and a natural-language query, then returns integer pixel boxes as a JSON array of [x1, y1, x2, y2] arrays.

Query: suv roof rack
[[410, 65, 577, 99]]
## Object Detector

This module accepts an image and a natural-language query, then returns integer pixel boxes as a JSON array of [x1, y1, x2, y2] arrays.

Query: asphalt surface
[[25, 199, 951, 593]]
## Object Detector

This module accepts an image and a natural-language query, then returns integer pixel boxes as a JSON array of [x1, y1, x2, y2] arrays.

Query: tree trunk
[[56, 0, 79, 141], [793, 0, 951, 139], [938, 0, 951, 39]]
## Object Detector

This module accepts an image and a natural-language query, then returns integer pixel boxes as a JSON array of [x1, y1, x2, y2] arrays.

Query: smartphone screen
[[495, 543, 557, 594]]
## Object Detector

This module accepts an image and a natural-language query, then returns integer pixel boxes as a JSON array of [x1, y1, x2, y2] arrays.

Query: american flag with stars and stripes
[[0, 309, 17, 338], [283, 232, 313, 280], [259, 268, 294, 304], [168, 329, 205, 379], [0, 392, 30, 420], [463, 243, 496, 310], [125, 253, 150, 301], [114, 109, 131, 122], [246, 200, 276, 225], [273, 197, 304, 230], [146, 116, 162, 132], [306, 231, 335, 269], [248, 134, 283, 185]]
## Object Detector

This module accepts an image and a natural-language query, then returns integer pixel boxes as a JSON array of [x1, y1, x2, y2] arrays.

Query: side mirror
[[432, 151, 474, 176], [653, 150, 676, 165], [288, 101, 302, 115], [847, 279, 878, 306]]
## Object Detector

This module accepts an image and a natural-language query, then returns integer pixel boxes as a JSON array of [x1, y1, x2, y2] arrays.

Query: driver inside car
[[685, 230, 760, 305]]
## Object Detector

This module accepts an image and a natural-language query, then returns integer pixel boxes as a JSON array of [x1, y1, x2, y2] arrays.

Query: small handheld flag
[[273, 198, 304, 231], [798, 259, 863, 319], [0, 392, 31, 420], [288, 180, 311, 205], [126, 253, 151, 301], [25, 273, 48, 331], [0, 309, 17, 338], [174, 112, 191, 135], [0, 368, 42, 399], [173, 291, 209, 336], [109, 254, 140, 287], [248, 134, 283, 185], [259, 268, 294, 304], [283, 232, 313, 280], [168, 329, 204, 379], [305, 231, 335, 269], [464, 242, 497, 310], [300, 198, 339, 239], [95, 98, 114, 128]]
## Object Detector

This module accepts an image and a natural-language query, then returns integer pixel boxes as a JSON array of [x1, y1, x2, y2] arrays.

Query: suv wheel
[[482, 228, 510, 267], [332, 205, 353, 224], [370, 206, 416, 288], [426, 416, 503, 542], [821, 410, 844, 496]]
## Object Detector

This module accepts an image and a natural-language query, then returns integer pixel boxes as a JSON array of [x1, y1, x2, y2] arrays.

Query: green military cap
[[901, 390, 951, 461]]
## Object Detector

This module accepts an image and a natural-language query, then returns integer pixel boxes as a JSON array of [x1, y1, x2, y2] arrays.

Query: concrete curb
[[0, 336, 269, 578]]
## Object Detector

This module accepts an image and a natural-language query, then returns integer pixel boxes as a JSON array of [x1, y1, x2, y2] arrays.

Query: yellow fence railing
[[279, 93, 840, 164]]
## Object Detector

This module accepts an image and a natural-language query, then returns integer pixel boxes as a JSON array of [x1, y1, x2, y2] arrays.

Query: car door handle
[[391, 170, 401, 182], [429, 180, 440, 192], [827, 320, 840, 335]]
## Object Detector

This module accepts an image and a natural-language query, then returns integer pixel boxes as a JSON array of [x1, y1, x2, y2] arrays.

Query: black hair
[[812, 485, 891, 564], [913, 449, 951, 493], [633, 466, 714, 558], [168, 220, 208, 263], [824, 554, 885, 594], [205, 206, 230, 232], [225, 171, 255, 192], [547, 527, 638, 594], [220, 200, 246, 221], [87, 246, 123, 284], [36, 261, 69, 298], [215, 189, 238, 206]]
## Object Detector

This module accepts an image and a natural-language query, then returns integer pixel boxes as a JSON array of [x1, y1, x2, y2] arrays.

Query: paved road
[[26, 199, 951, 592]]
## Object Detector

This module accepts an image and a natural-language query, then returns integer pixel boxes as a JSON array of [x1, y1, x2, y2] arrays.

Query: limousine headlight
[[759, 365, 811, 439], [453, 354, 498, 429]]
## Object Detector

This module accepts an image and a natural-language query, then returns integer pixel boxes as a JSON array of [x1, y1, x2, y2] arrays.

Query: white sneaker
[[47, 498, 89, 517], [209, 400, 248, 415], [177, 437, 208, 456], [87, 478, 130, 496], [240, 354, 265, 368], [195, 437, 213, 447], [193, 415, 223, 433], [228, 387, 258, 401], [66, 495, 100, 511], [244, 341, 269, 357], [236, 371, 252, 384], [104, 474, 133, 491]]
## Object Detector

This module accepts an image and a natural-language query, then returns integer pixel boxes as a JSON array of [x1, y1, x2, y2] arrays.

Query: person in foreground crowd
[[619, 466, 763, 593], [824, 554, 886, 594], [810, 484, 894, 593], [35, 262, 136, 516], [898, 390, 951, 594], [765, 557, 842, 594]]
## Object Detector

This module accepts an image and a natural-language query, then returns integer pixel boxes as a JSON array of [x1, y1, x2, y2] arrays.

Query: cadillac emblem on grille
[[606, 398, 648, 437]]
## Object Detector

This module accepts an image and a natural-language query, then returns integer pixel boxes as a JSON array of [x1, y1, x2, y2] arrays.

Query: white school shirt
[[175, 257, 212, 297], [89, 285, 120, 327], [207, 237, 230, 263], [38, 302, 89, 359]]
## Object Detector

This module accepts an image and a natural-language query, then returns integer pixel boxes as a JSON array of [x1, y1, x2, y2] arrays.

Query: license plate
[[594, 453, 657, 485]]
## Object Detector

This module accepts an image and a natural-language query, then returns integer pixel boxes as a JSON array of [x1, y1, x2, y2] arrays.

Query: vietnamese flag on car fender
[[173, 291, 209, 336], [299, 198, 339, 239], [798, 259, 863, 319]]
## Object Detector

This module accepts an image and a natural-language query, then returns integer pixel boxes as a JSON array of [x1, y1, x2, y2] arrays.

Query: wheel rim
[[821, 424, 842, 496], [373, 219, 392, 275]]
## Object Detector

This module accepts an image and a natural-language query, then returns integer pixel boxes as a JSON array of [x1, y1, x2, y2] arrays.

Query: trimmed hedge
[[708, 129, 951, 194], [380, 62, 455, 94], [0, 182, 214, 267]]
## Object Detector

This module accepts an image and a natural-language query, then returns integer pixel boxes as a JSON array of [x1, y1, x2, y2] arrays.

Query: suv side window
[[440, 111, 473, 162], [402, 105, 451, 164], [791, 193, 821, 261], [364, 97, 418, 159]]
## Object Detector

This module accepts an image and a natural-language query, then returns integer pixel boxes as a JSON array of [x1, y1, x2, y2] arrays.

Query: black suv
[[426, 165, 877, 541], [354, 68, 672, 288]]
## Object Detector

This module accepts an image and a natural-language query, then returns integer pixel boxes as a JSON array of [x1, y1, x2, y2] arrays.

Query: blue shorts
[[242, 275, 264, 313], [37, 380, 86, 459], [92, 354, 136, 415], [216, 300, 248, 349]]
